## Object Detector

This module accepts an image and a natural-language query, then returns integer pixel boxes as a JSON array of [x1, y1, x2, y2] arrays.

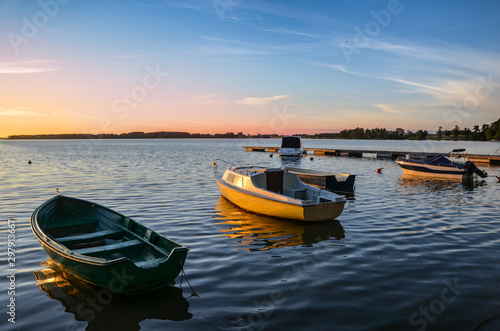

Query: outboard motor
[[464, 161, 488, 178]]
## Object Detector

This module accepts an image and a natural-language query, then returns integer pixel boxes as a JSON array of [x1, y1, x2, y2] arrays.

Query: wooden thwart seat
[[58, 228, 127, 245], [45, 217, 97, 229], [45, 218, 99, 238], [74, 239, 143, 256], [134, 257, 167, 268]]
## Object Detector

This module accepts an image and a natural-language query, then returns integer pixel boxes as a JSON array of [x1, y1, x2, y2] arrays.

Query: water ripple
[[1, 139, 499, 330]]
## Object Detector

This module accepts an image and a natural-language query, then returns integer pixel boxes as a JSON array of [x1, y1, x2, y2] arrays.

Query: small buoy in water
[[376, 168, 383, 173], [269, 154, 273, 157], [496, 176, 500, 183], [310, 157, 314, 161], [28, 160, 32, 164]]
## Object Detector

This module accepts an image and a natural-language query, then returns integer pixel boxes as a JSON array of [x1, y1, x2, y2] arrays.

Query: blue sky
[[1, 0, 499, 136]]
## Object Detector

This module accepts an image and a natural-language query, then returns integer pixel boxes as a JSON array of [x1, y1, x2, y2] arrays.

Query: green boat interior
[[38, 198, 177, 267]]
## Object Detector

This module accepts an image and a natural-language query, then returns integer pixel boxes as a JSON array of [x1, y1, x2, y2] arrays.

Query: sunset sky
[[1, 0, 499, 137]]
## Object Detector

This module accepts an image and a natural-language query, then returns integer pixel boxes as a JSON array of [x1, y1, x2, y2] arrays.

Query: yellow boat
[[212, 161, 346, 222]]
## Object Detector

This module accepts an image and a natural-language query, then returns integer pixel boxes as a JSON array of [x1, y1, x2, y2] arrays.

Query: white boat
[[279, 136, 305, 156], [283, 167, 356, 193], [212, 161, 346, 222], [396, 149, 488, 180]]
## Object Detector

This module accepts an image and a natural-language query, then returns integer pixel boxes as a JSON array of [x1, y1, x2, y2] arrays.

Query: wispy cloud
[[133, 1, 206, 10], [199, 36, 273, 56], [0, 60, 59, 74], [0, 108, 47, 117], [259, 27, 318, 38], [187, 94, 225, 105], [109, 54, 147, 60], [387, 78, 450, 94], [201, 36, 333, 59], [320, 36, 500, 113], [322, 63, 349, 73], [376, 104, 406, 115], [236, 95, 292, 106], [201, 36, 248, 45]]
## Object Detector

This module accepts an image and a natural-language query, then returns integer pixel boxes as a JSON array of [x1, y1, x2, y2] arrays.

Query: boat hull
[[31, 196, 188, 294], [396, 160, 468, 180], [216, 176, 345, 221], [279, 148, 305, 156], [37, 240, 187, 294]]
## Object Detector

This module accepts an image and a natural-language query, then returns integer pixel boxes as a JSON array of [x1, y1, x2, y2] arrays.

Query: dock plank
[[242, 146, 500, 165]]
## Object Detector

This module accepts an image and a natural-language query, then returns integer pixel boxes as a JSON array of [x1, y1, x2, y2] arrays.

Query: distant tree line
[[302, 127, 428, 140], [7, 131, 280, 139], [297, 117, 500, 141], [7, 118, 500, 141], [436, 117, 500, 141]]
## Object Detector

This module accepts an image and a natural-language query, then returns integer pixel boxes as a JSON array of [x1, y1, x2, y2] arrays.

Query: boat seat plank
[[44, 217, 97, 229], [134, 257, 167, 268], [44, 219, 99, 238], [74, 239, 143, 256], [57, 228, 127, 245]]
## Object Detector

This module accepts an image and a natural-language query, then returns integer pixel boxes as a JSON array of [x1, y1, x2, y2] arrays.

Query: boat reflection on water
[[213, 196, 345, 251], [397, 174, 486, 192], [33, 259, 192, 331]]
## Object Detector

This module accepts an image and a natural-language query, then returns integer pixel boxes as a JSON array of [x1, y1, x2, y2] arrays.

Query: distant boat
[[279, 136, 306, 156], [396, 149, 488, 180], [31, 195, 189, 294], [213, 161, 346, 221], [283, 167, 356, 193]]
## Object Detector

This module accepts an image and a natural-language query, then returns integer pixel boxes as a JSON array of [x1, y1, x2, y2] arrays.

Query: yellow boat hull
[[216, 177, 345, 222]]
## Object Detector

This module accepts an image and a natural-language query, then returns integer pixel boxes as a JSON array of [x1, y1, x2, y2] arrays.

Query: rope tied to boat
[[180, 267, 198, 298]]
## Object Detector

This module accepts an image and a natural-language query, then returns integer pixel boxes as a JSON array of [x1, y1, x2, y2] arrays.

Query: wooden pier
[[242, 146, 500, 166], [243, 146, 280, 153]]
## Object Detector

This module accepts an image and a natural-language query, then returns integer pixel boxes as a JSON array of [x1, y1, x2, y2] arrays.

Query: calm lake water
[[1, 138, 499, 331]]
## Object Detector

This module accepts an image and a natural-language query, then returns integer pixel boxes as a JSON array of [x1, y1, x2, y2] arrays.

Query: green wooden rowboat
[[31, 195, 189, 295]]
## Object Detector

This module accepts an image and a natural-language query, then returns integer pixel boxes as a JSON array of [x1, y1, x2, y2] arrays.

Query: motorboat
[[279, 136, 305, 156], [212, 161, 346, 221], [31, 195, 189, 294], [283, 167, 356, 193], [396, 149, 488, 180]]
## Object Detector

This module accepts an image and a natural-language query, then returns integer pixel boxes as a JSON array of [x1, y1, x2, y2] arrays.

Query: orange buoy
[[376, 168, 383, 173], [28, 160, 32, 164]]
